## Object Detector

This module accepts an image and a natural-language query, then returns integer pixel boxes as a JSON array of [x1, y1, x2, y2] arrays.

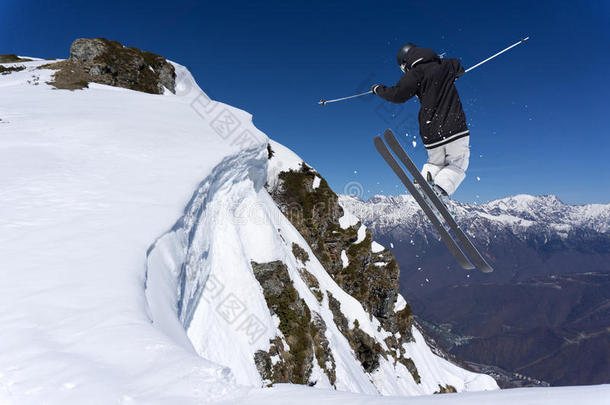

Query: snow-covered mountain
[[338, 193, 610, 387], [340, 193, 610, 240], [338, 193, 610, 286], [0, 40, 503, 404]]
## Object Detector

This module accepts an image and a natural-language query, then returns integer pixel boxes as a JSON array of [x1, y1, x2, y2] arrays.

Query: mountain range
[[339, 193, 610, 386]]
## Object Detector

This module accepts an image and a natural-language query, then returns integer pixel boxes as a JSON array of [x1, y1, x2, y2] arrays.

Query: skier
[[371, 43, 469, 203]]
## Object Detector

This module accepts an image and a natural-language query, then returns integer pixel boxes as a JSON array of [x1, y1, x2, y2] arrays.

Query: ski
[[383, 129, 494, 273], [374, 136, 475, 270]]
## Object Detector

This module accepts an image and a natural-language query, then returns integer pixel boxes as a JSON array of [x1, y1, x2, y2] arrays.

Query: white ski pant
[[422, 136, 470, 196]]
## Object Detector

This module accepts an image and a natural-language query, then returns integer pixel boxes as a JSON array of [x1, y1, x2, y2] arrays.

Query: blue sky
[[2, 0, 608, 204]]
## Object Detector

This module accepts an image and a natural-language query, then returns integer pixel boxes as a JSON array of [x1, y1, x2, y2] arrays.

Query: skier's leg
[[433, 136, 470, 195], [422, 145, 445, 180]]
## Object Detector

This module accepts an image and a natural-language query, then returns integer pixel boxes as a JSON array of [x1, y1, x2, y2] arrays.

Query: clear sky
[[2, 0, 608, 204]]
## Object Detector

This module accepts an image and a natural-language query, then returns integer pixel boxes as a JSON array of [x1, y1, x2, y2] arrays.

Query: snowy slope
[[225, 383, 610, 405], [0, 57, 266, 404]]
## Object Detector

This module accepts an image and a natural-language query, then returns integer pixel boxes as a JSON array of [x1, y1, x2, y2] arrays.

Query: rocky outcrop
[[251, 260, 336, 386], [0, 65, 25, 75], [267, 163, 412, 335], [41, 38, 176, 94], [0, 54, 29, 75], [328, 293, 384, 373], [0, 54, 32, 63], [265, 159, 419, 383], [435, 384, 458, 394]]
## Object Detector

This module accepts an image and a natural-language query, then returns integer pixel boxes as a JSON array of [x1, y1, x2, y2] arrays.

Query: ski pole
[[318, 90, 373, 106], [463, 36, 530, 74], [319, 37, 529, 105]]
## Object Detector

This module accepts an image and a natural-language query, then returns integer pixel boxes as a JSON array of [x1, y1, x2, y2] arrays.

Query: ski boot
[[432, 184, 451, 207], [415, 172, 453, 219], [424, 172, 450, 207], [431, 182, 456, 216], [414, 173, 441, 221]]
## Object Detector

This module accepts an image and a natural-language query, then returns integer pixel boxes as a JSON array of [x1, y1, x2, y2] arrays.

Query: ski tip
[[373, 135, 385, 152], [318, 98, 327, 106], [479, 264, 494, 273], [384, 128, 399, 144]]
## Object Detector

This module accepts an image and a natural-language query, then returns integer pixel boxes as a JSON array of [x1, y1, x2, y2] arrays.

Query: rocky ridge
[[256, 144, 426, 387], [40, 38, 176, 94]]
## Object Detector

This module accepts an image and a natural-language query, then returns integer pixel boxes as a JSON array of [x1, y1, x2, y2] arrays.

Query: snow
[[312, 175, 321, 189], [220, 383, 610, 404], [266, 139, 304, 189], [371, 241, 385, 253], [341, 250, 349, 268], [477, 212, 534, 227], [355, 223, 367, 243], [393, 294, 407, 312], [337, 205, 360, 229], [308, 358, 333, 389], [402, 327, 493, 392], [0, 58, 265, 403]]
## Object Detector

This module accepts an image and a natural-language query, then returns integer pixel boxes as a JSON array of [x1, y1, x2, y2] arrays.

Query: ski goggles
[[400, 63, 407, 73]]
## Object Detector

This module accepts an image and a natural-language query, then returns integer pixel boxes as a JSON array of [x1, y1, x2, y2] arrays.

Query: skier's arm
[[450, 58, 466, 79], [374, 72, 419, 103]]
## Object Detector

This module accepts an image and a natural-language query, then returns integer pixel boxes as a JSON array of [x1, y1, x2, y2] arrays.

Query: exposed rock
[[267, 143, 275, 160], [0, 54, 32, 63], [254, 350, 273, 384], [266, 164, 420, 381], [311, 312, 336, 385], [328, 293, 384, 373], [39, 60, 90, 90], [41, 38, 176, 94], [89, 64, 104, 76], [70, 38, 107, 62], [292, 242, 310, 264], [0, 65, 25, 75], [154, 60, 177, 94], [297, 266, 323, 302], [267, 165, 413, 338], [435, 384, 458, 394], [251, 260, 335, 386]]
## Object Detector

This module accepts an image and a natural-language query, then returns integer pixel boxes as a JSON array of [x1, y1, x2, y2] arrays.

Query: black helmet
[[396, 43, 416, 66]]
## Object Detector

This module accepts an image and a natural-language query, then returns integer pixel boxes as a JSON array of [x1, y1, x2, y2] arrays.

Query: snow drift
[[0, 56, 256, 404]]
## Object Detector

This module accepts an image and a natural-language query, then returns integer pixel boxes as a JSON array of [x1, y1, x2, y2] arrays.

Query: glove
[[371, 84, 382, 95]]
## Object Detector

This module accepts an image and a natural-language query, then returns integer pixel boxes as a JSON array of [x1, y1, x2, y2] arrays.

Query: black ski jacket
[[376, 47, 468, 149]]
